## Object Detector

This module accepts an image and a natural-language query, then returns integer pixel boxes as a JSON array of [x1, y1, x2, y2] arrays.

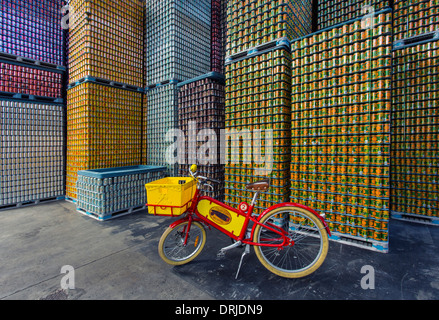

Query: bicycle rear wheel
[[158, 220, 206, 266], [253, 206, 329, 278]]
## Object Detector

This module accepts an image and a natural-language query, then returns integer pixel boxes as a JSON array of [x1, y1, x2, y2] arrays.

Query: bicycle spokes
[[256, 210, 326, 275], [161, 222, 206, 263]]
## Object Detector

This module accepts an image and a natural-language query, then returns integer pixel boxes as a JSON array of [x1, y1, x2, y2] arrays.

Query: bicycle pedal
[[216, 251, 226, 260]]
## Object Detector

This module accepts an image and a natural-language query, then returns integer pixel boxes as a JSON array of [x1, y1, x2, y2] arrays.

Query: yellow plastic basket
[[145, 177, 197, 216]]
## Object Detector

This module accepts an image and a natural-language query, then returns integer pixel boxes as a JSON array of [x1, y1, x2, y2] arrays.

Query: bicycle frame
[[169, 187, 296, 248]]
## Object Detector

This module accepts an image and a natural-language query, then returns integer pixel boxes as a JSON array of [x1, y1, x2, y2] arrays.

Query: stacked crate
[[144, 0, 212, 173], [316, 0, 391, 31], [177, 72, 226, 200], [66, 0, 144, 201], [0, 0, 66, 210], [393, 0, 439, 42], [226, 0, 312, 56], [290, 9, 393, 252], [391, 35, 439, 225]]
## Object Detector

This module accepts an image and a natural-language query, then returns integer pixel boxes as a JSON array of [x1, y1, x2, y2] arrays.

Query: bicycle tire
[[253, 206, 329, 279], [158, 221, 207, 266]]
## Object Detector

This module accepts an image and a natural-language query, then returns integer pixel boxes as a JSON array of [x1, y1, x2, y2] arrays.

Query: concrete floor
[[1, 200, 438, 300]]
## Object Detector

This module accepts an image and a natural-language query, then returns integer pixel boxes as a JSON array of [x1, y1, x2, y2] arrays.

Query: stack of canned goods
[[68, 0, 143, 87], [211, 0, 227, 74], [76, 166, 167, 220], [226, 0, 312, 56], [66, 82, 143, 200], [0, 62, 63, 99], [0, 0, 65, 66], [142, 96, 148, 166], [145, 83, 179, 175], [144, 0, 212, 87], [393, 0, 439, 41], [0, 100, 64, 206], [391, 37, 439, 218], [177, 73, 226, 200], [290, 9, 393, 247], [224, 46, 292, 215], [317, 0, 390, 31]]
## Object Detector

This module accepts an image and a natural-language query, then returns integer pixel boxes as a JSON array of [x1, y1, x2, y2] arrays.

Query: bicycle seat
[[246, 179, 270, 192]]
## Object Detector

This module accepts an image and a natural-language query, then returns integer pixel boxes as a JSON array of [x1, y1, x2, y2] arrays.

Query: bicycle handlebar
[[198, 176, 221, 185], [189, 166, 220, 185]]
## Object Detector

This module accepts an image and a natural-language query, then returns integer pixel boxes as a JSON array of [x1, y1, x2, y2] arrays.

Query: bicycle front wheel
[[158, 220, 206, 266], [253, 206, 329, 279]]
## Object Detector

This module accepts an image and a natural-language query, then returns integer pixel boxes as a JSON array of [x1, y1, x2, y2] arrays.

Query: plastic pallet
[[0, 91, 64, 104], [146, 79, 180, 91], [393, 30, 439, 51], [0, 196, 65, 212], [225, 37, 291, 64], [391, 212, 439, 227], [68, 76, 145, 93], [177, 72, 225, 87], [0, 52, 66, 72], [76, 205, 147, 222], [329, 232, 389, 253], [77, 165, 167, 179], [64, 196, 77, 204]]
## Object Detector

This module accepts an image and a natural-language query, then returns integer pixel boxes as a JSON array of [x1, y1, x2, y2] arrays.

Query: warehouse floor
[[1, 200, 438, 301]]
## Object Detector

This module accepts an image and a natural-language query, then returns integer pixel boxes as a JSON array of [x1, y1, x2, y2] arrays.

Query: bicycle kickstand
[[217, 241, 243, 259], [235, 244, 250, 280]]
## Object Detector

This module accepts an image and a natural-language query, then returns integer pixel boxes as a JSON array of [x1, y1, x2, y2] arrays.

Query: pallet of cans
[[0, 0, 65, 67], [290, 9, 393, 252], [225, 44, 292, 215], [317, 0, 390, 31], [0, 100, 65, 210], [391, 34, 439, 225], [66, 81, 143, 200], [211, 0, 227, 74], [177, 72, 226, 200], [226, 0, 312, 56], [68, 0, 143, 87], [142, 95, 148, 166], [393, 0, 439, 42], [144, 0, 212, 87], [76, 165, 167, 221], [145, 82, 179, 175], [0, 62, 64, 102]]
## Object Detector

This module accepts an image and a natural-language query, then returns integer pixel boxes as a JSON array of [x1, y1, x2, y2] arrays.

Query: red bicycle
[[154, 165, 331, 279]]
